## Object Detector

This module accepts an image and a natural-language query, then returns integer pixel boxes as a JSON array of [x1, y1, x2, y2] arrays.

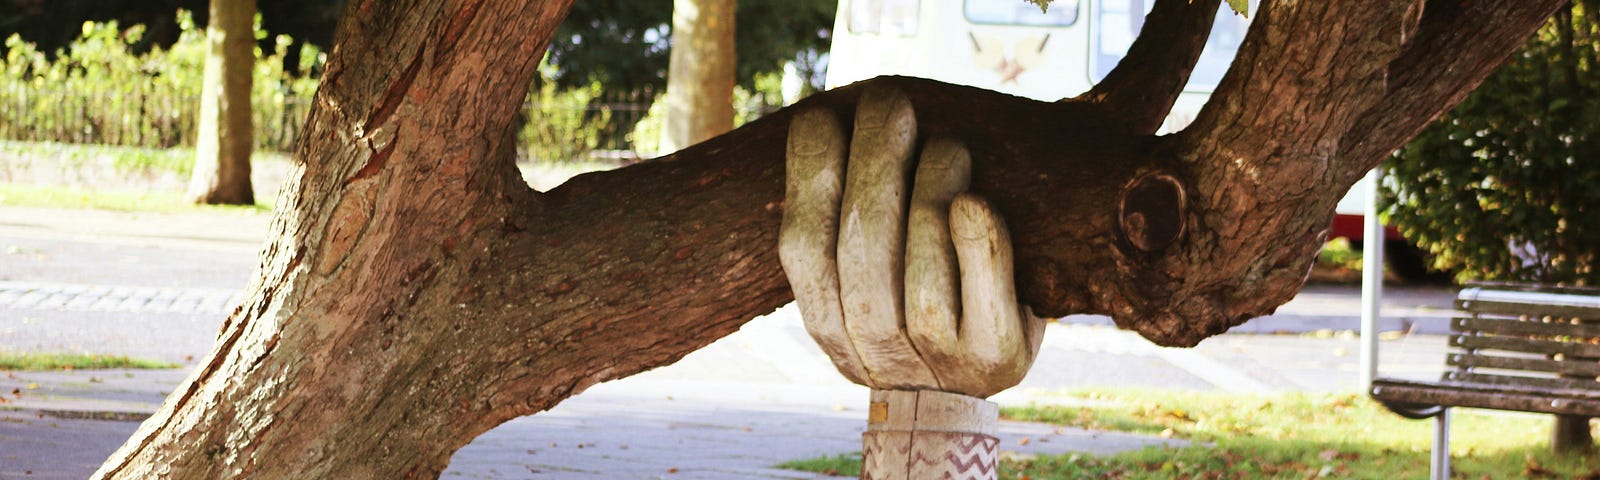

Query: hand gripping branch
[[780, 87, 1047, 479]]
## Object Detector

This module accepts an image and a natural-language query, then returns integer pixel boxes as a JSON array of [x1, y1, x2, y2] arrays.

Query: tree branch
[[1073, 0, 1221, 135], [1179, 0, 1415, 168], [1335, 0, 1565, 178]]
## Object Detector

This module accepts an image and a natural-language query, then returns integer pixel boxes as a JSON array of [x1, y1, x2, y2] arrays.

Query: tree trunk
[[187, 0, 256, 205], [97, 0, 1563, 477], [660, 0, 736, 153]]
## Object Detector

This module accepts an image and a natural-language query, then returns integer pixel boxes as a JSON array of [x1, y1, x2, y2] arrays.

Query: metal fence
[[0, 85, 312, 152], [2, 86, 775, 160]]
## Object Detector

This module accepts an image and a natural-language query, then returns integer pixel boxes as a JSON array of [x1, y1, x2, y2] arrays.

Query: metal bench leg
[[1431, 408, 1450, 480]]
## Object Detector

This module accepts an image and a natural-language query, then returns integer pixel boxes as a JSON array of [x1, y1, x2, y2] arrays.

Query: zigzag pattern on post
[[861, 431, 913, 479], [909, 431, 1000, 479]]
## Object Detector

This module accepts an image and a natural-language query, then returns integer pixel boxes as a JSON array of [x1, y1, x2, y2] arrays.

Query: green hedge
[[0, 11, 319, 152], [1385, 5, 1600, 284]]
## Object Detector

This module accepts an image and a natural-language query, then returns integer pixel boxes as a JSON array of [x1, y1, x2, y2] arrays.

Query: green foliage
[[1316, 238, 1362, 271], [0, 11, 320, 152], [1384, 5, 1600, 284], [519, 71, 614, 163], [1226, 0, 1250, 17], [543, 0, 835, 102], [624, 81, 783, 157], [628, 98, 667, 156]]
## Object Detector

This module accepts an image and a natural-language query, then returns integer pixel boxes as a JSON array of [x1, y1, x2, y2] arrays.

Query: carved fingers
[[781, 108, 871, 385], [781, 86, 1044, 398], [836, 89, 942, 389], [947, 194, 1046, 397], [905, 143, 1044, 398]]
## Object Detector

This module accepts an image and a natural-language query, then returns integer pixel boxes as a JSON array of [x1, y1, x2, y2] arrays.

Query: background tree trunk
[[187, 0, 256, 205], [97, 0, 1564, 477], [660, 0, 736, 152]]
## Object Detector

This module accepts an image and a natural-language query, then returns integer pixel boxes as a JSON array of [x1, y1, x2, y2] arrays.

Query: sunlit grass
[[780, 389, 1600, 479], [0, 352, 178, 371], [0, 140, 194, 176], [0, 183, 271, 213], [775, 452, 860, 478]]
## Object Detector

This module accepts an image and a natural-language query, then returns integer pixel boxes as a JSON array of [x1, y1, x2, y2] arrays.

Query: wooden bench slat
[[1371, 378, 1600, 417], [1458, 287, 1600, 319], [1451, 335, 1600, 358], [1449, 352, 1600, 377], [1444, 372, 1600, 392], [1454, 317, 1600, 339], [1373, 287, 1600, 421], [1379, 376, 1600, 401]]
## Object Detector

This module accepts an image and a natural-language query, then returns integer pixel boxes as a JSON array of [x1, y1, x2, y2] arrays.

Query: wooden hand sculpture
[[780, 86, 1047, 479]]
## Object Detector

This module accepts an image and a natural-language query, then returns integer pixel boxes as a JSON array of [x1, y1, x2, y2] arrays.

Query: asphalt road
[[0, 205, 1458, 478]]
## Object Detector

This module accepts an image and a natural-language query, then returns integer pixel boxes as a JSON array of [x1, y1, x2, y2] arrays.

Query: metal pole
[[1431, 409, 1451, 480], [1360, 168, 1385, 389]]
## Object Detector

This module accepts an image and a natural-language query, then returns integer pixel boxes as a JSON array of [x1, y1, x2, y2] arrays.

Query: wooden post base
[[861, 389, 1000, 480], [1552, 415, 1593, 453]]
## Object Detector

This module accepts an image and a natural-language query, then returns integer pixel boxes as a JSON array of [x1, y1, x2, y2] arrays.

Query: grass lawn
[[779, 389, 1600, 479], [0, 140, 287, 212], [0, 352, 178, 371], [0, 183, 272, 213]]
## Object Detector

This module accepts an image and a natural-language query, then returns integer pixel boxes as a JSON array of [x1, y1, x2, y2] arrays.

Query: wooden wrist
[[861, 389, 1000, 479]]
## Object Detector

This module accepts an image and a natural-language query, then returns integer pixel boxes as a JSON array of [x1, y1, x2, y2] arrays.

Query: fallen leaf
[[1018, 437, 1031, 446], [24, 383, 38, 390], [1524, 455, 1558, 478], [666, 467, 679, 474]]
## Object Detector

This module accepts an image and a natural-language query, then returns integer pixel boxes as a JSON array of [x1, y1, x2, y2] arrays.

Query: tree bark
[[1071, 0, 1221, 135], [97, 0, 1563, 477], [187, 0, 256, 205], [661, 0, 736, 152]]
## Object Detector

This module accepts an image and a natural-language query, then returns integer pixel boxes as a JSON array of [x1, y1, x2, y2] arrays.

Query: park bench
[[1370, 284, 1600, 479]]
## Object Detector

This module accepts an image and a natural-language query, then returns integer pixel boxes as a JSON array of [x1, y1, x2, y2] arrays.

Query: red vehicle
[[1331, 177, 1437, 281]]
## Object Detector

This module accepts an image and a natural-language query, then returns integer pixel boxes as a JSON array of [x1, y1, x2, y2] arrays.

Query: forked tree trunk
[[187, 0, 256, 205], [661, 0, 737, 152], [97, 0, 1563, 477]]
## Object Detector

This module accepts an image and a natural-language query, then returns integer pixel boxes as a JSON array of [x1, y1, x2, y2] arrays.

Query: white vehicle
[[826, 0, 1250, 133], [825, 0, 1435, 279]]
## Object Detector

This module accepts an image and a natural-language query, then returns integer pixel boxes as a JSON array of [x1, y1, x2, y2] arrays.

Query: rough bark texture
[[1071, 0, 1221, 135], [187, 0, 255, 205], [661, 0, 736, 152], [98, 0, 1565, 477]]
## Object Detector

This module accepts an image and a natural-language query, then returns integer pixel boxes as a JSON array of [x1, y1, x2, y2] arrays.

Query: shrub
[[0, 11, 320, 152], [1384, 4, 1600, 284]]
